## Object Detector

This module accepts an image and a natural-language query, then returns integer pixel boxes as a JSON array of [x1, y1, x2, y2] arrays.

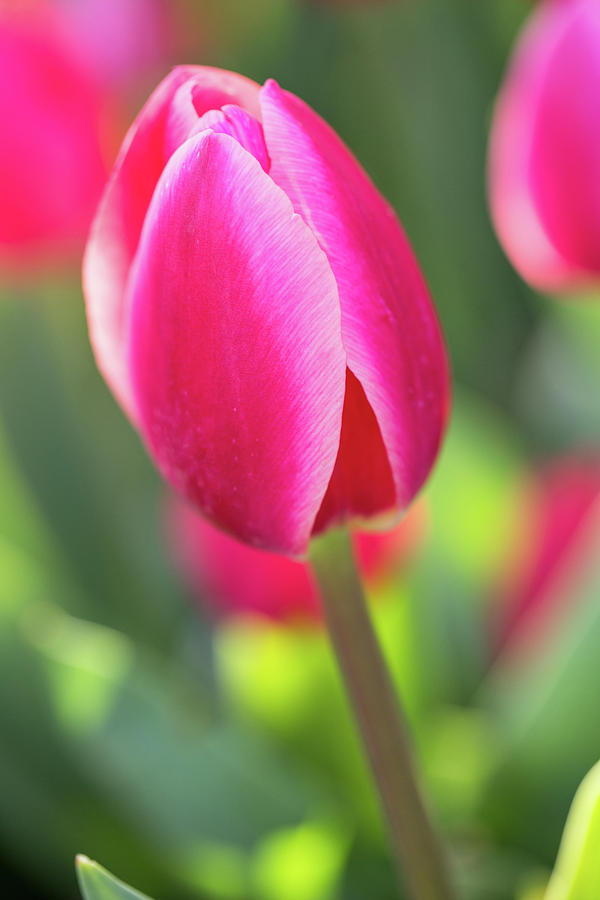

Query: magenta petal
[[54, 0, 178, 91], [488, 0, 600, 291], [530, 4, 600, 277], [194, 105, 270, 171], [127, 132, 346, 555], [0, 14, 106, 265], [83, 65, 261, 419], [260, 81, 450, 516]]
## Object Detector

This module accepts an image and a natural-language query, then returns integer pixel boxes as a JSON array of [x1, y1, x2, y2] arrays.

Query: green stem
[[310, 528, 454, 900]]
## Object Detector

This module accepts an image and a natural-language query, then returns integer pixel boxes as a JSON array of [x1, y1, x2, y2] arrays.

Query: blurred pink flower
[[53, 0, 182, 92], [84, 66, 449, 555], [0, 4, 109, 269], [488, 0, 600, 293], [168, 495, 427, 624], [493, 455, 600, 656]]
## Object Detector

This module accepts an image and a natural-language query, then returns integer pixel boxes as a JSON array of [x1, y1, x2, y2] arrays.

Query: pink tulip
[[84, 66, 449, 555], [494, 455, 600, 655], [168, 496, 427, 623], [0, 4, 108, 268], [488, 0, 600, 293], [53, 0, 182, 92]]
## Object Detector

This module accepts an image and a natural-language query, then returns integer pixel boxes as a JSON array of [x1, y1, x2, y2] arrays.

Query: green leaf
[[76, 856, 155, 900], [545, 762, 600, 900]]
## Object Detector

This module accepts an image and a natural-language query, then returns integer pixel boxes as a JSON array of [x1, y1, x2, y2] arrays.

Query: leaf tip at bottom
[[75, 854, 155, 900]]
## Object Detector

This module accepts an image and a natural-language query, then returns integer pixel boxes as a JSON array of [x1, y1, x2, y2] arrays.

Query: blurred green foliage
[[2, 1, 600, 900], [77, 857, 154, 900]]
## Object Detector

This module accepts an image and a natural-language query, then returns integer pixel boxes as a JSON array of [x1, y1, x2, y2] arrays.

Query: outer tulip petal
[[260, 80, 450, 517], [83, 65, 261, 419], [127, 131, 346, 555], [488, 0, 600, 291]]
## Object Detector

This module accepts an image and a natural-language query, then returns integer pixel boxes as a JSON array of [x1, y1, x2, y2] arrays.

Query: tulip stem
[[310, 528, 454, 900]]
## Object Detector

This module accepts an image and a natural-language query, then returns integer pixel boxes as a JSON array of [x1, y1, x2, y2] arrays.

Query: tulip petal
[[260, 81, 450, 517], [195, 105, 270, 172], [489, 1, 600, 291], [0, 16, 106, 263], [530, 4, 600, 277], [83, 66, 261, 419], [313, 370, 396, 532], [127, 131, 346, 555]]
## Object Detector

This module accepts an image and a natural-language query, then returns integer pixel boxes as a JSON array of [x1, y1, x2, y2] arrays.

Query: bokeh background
[[2, 1, 600, 899]]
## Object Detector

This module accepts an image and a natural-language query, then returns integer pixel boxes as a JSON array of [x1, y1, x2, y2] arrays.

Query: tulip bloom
[[494, 456, 600, 655], [488, 0, 600, 293], [85, 66, 449, 555], [54, 0, 182, 92], [168, 496, 426, 623], [0, 6, 108, 268]]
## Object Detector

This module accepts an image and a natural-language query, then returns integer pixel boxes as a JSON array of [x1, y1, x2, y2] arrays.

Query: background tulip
[[488, 0, 600, 293], [167, 496, 426, 623], [0, 4, 108, 270], [493, 454, 600, 656], [84, 66, 449, 556], [53, 0, 184, 94]]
